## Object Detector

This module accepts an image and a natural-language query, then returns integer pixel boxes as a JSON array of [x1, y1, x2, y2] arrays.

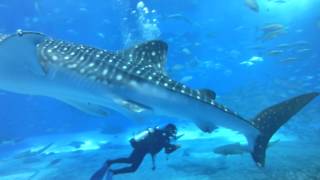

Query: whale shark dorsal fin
[[199, 89, 216, 100], [119, 40, 168, 73]]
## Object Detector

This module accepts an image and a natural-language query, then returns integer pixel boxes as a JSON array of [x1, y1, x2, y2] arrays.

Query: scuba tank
[[130, 127, 157, 148]]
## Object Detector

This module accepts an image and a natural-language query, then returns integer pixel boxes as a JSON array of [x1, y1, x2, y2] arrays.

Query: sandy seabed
[[1, 135, 320, 180]]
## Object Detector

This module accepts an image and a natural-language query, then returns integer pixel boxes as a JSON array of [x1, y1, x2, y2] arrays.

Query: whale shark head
[[0, 31, 47, 93]]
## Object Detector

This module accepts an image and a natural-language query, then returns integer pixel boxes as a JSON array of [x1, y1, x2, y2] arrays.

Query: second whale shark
[[0, 30, 318, 167]]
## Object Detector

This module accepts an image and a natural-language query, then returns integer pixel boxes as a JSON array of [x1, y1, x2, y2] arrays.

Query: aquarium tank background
[[0, 0, 319, 179]]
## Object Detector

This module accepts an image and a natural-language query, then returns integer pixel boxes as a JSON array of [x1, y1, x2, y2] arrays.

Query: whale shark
[[0, 30, 318, 167]]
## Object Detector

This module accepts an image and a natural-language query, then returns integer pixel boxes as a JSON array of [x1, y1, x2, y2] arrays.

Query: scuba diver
[[90, 123, 181, 180]]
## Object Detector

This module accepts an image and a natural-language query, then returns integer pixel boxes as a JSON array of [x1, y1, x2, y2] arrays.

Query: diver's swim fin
[[90, 164, 110, 180], [105, 170, 113, 180], [249, 92, 319, 167]]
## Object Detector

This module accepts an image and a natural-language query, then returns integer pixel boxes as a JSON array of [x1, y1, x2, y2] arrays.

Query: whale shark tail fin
[[250, 92, 319, 167]]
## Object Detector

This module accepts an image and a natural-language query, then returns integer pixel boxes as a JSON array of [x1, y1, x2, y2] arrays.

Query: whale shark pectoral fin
[[118, 40, 168, 73], [113, 98, 153, 121], [248, 92, 319, 167], [0, 31, 48, 76], [123, 99, 153, 113], [113, 98, 152, 113], [58, 98, 109, 118]]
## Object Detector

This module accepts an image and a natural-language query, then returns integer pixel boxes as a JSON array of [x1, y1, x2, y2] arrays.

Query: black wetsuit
[[109, 128, 177, 175], [90, 128, 178, 180]]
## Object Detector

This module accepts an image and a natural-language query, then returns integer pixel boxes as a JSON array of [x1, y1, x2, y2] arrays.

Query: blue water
[[0, 1, 320, 179]]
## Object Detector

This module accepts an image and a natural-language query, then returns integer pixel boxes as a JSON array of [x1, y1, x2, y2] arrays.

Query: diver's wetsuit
[[90, 126, 179, 180], [108, 128, 177, 175]]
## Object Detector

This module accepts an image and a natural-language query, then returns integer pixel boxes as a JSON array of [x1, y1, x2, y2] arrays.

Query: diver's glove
[[165, 144, 181, 154]]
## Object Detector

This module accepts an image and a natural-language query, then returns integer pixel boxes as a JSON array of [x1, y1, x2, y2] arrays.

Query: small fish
[[47, 159, 62, 167], [240, 61, 254, 66], [224, 69, 232, 76], [305, 76, 314, 80], [194, 42, 201, 46], [277, 43, 291, 49], [261, 23, 284, 32], [206, 32, 216, 39], [180, 76, 193, 83], [259, 24, 286, 41], [240, 56, 263, 67], [245, 0, 259, 12], [0, 138, 23, 146], [280, 57, 298, 63], [297, 48, 312, 53], [14, 143, 54, 159], [292, 40, 309, 47], [214, 140, 280, 156], [34, 1, 40, 12], [262, 31, 284, 41], [234, 26, 245, 31], [97, 32, 105, 39], [66, 29, 77, 34], [79, 7, 88, 12], [229, 50, 240, 59], [261, 24, 285, 32], [163, 13, 194, 25], [68, 141, 84, 148], [214, 143, 248, 156], [248, 56, 264, 62], [260, 23, 286, 40], [247, 44, 264, 50], [181, 48, 191, 55], [268, 50, 283, 56], [136, 1, 145, 9]]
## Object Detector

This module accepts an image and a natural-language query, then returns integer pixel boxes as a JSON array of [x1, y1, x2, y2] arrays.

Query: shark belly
[[122, 81, 259, 137]]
